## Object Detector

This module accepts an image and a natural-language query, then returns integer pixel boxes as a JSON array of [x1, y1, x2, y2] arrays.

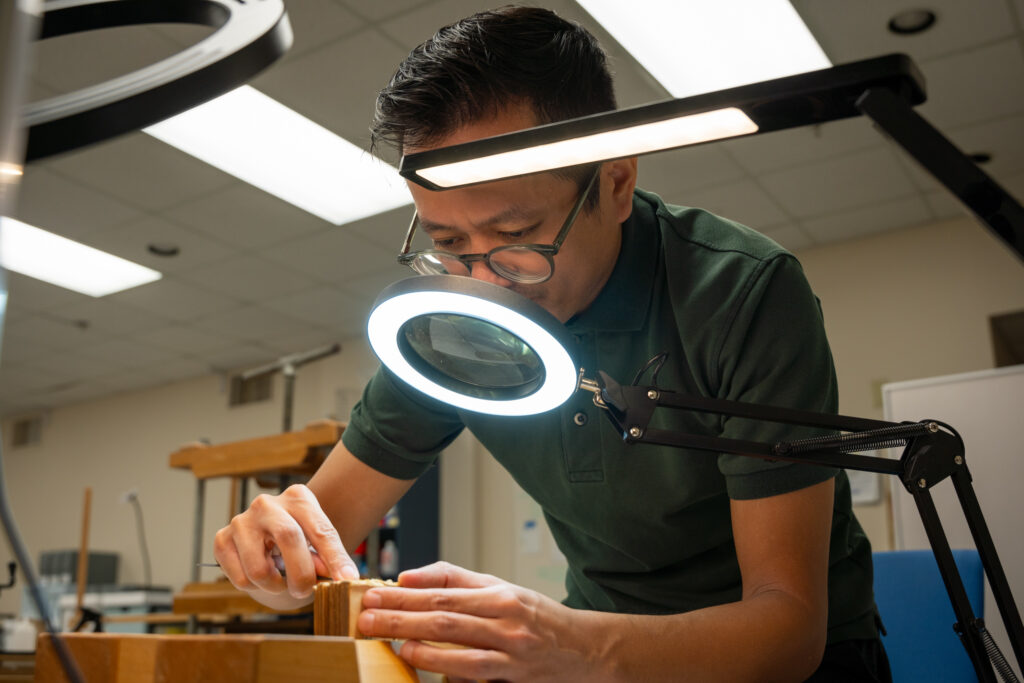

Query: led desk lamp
[[368, 53, 1024, 682]]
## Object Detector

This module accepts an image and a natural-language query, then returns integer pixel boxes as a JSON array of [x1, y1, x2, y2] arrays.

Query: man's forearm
[[573, 590, 826, 683]]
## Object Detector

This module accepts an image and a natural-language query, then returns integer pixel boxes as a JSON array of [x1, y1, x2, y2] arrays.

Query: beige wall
[[796, 215, 1024, 551], [0, 336, 380, 617], [2, 212, 1021, 616]]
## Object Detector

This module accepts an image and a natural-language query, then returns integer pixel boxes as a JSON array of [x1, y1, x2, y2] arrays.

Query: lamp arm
[[855, 86, 1024, 263], [590, 371, 1024, 682]]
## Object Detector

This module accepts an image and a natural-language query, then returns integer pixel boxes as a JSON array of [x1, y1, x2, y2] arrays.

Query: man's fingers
[[212, 528, 254, 591], [399, 640, 510, 682], [279, 485, 357, 581], [363, 584, 521, 620], [358, 608, 509, 651], [397, 561, 501, 590]]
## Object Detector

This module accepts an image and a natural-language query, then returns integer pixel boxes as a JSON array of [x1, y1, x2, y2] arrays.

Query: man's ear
[[605, 157, 638, 223]]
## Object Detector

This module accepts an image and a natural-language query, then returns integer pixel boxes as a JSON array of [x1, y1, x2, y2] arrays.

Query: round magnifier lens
[[399, 314, 545, 400], [367, 275, 579, 416]]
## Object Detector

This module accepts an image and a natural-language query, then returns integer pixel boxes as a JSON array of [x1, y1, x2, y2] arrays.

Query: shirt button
[[573, 412, 588, 426]]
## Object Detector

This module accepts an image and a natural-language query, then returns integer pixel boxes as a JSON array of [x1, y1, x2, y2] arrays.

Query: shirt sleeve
[[342, 365, 466, 480], [715, 253, 840, 500]]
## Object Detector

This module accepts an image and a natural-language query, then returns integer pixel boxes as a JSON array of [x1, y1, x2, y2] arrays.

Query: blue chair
[[873, 549, 985, 682]]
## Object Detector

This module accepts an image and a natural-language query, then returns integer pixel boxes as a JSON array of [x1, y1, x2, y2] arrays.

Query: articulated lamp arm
[[581, 370, 1024, 683]]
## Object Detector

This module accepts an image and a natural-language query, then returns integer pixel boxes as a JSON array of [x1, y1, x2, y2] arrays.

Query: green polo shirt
[[343, 188, 878, 644]]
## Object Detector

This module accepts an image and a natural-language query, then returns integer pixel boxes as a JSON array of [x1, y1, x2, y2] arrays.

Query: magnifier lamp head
[[366, 275, 579, 416]]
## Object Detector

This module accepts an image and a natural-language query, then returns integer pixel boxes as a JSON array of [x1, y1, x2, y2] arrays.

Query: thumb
[[397, 561, 501, 589]]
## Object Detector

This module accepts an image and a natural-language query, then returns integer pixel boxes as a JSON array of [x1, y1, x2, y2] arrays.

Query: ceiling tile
[[0, 362, 70, 393], [264, 286, 369, 329], [77, 338, 182, 370], [759, 148, 918, 218], [338, 0, 425, 23], [793, 0, 1017, 63], [47, 298, 170, 338], [22, 347, 124, 382], [5, 272, 91, 312], [164, 182, 329, 249], [339, 267, 412, 301], [924, 189, 968, 221], [893, 113, 1024, 192], [202, 343, 281, 373], [0, 328, 61, 364], [257, 328, 345, 357], [176, 255, 317, 303], [45, 133, 235, 211], [760, 224, 814, 253], [107, 278, 240, 323], [636, 145, 748, 203], [257, 227, 397, 285], [31, 25, 184, 94], [722, 118, 886, 175], [916, 39, 1024, 130], [85, 215, 236, 274], [379, 0, 505, 47], [12, 167, 142, 240], [191, 305, 315, 345], [801, 196, 933, 244], [342, 205, 414, 251], [5, 314, 109, 352], [252, 28, 409, 149], [130, 324, 238, 355], [669, 179, 791, 229], [276, 0, 366, 60]]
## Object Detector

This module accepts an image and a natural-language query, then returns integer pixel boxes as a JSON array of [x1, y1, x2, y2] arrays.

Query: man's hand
[[358, 562, 596, 682], [213, 484, 359, 606]]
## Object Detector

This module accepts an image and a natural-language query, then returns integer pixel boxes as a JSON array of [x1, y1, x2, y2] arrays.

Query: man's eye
[[432, 237, 459, 249]]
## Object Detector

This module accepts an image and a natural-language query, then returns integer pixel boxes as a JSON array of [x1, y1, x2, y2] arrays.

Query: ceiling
[[2, 0, 1023, 418]]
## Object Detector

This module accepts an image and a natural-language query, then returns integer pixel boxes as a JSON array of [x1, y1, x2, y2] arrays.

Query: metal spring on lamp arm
[[774, 422, 936, 456]]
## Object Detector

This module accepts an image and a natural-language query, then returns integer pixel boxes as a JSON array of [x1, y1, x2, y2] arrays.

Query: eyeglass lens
[[411, 248, 553, 283]]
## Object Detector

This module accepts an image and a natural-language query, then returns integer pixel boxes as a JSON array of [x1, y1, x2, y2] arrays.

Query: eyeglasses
[[397, 167, 599, 285]]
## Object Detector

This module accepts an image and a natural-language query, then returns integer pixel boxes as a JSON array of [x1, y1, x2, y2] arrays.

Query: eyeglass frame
[[397, 165, 600, 285]]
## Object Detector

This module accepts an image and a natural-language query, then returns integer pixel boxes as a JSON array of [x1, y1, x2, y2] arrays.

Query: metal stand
[[588, 372, 1024, 682]]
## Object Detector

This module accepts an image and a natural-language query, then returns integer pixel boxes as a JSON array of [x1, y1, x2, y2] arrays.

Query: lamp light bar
[[144, 86, 411, 225], [0, 217, 161, 296], [400, 54, 925, 190], [416, 108, 757, 189], [577, 0, 830, 99]]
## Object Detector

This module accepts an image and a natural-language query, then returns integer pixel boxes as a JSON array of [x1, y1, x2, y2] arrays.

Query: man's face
[[404, 104, 636, 323]]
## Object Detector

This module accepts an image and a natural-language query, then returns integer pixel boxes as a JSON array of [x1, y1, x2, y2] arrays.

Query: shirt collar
[[566, 191, 660, 333]]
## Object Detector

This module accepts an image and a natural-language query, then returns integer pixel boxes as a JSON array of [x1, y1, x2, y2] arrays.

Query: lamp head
[[366, 275, 580, 416]]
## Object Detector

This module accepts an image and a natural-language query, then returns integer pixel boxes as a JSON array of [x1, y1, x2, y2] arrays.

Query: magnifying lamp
[[367, 50, 1024, 681], [367, 271, 1024, 682]]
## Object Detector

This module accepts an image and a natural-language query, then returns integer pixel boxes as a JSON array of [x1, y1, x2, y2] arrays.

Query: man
[[214, 7, 889, 681]]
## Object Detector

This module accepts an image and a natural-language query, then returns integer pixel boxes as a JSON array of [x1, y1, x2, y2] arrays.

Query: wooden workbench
[[35, 633, 417, 682]]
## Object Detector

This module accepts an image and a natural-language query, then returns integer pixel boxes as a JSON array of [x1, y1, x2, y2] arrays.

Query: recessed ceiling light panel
[[0, 217, 161, 296], [144, 86, 412, 226]]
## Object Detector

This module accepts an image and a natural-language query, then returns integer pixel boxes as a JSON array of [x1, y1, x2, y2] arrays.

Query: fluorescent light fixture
[[144, 86, 411, 225], [0, 217, 161, 296], [417, 107, 757, 188], [577, 0, 830, 98]]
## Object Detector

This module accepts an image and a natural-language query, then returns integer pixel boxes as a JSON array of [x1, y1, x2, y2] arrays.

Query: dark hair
[[370, 5, 616, 202]]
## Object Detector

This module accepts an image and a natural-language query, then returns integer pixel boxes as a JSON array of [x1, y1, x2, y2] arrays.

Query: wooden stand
[[168, 420, 344, 629], [34, 633, 418, 682]]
